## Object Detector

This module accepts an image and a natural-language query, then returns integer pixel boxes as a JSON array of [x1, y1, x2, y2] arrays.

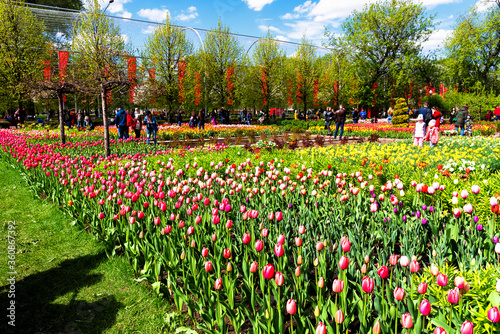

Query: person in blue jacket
[[144, 110, 158, 146], [115, 108, 129, 139]]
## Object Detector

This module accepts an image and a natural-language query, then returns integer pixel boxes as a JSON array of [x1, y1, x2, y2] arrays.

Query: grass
[[0, 161, 188, 333]]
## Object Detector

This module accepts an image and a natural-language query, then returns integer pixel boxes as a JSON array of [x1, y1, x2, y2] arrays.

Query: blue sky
[[95, 0, 493, 55]]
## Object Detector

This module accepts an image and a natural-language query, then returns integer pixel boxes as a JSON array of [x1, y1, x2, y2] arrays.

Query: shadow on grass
[[1, 252, 123, 334]]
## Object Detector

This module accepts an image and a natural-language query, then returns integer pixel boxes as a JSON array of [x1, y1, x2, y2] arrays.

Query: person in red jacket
[[494, 106, 500, 121], [432, 107, 442, 128]]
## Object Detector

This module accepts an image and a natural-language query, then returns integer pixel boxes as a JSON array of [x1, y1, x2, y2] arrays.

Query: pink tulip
[[460, 321, 473, 334], [389, 254, 398, 266], [195, 215, 202, 224], [487, 306, 500, 323], [341, 238, 351, 252], [250, 261, 258, 273], [262, 264, 275, 279], [187, 226, 194, 235], [153, 217, 160, 225], [471, 185, 480, 194], [332, 279, 344, 293], [286, 299, 296, 315], [201, 247, 209, 257], [401, 313, 413, 329], [255, 240, 264, 252], [339, 256, 349, 270], [419, 299, 431, 316], [205, 261, 213, 272], [362, 276, 374, 293], [129, 216, 136, 224], [437, 273, 448, 287], [335, 309, 344, 324], [214, 278, 222, 290], [447, 288, 460, 304], [98, 212, 105, 219], [463, 203, 473, 214], [434, 327, 447, 334], [491, 197, 498, 206], [275, 271, 284, 286], [277, 234, 286, 245], [295, 237, 302, 247], [377, 266, 389, 279], [316, 322, 326, 334], [316, 241, 324, 251], [393, 287, 405, 301], [242, 233, 251, 244], [225, 220, 233, 229], [461, 189, 469, 199], [298, 225, 305, 234], [418, 282, 428, 294], [274, 244, 284, 257], [410, 260, 419, 273], [430, 264, 439, 276], [261, 228, 269, 238], [276, 212, 283, 221]]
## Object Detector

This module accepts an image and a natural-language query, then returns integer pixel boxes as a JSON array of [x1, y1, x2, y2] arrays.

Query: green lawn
[[0, 161, 187, 333]]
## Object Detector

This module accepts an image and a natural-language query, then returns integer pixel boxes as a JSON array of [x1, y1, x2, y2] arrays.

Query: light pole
[[103, 0, 114, 13]]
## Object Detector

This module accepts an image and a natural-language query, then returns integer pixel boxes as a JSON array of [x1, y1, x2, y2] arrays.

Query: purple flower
[[476, 224, 483, 231], [422, 204, 427, 210], [428, 206, 434, 212], [372, 193, 376, 198], [393, 207, 398, 213], [383, 218, 387, 223], [402, 215, 407, 222], [473, 216, 479, 223], [411, 212, 415, 216], [493, 236, 499, 244], [246, 198, 249, 202], [288, 203, 293, 208], [416, 211, 421, 218], [399, 202, 403, 208], [422, 218, 428, 225]]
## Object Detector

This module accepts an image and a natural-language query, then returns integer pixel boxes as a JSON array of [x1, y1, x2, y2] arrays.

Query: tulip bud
[[297, 255, 303, 265], [460, 320, 473, 334], [364, 254, 370, 263], [470, 258, 476, 266], [430, 264, 439, 276], [419, 299, 431, 316], [373, 320, 381, 334], [318, 277, 325, 288], [212, 233, 217, 242], [401, 313, 413, 329], [265, 309, 270, 319], [139, 231, 144, 239], [487, 306, 500, 323], [418, 282, 428, 294], [432, 249, 437, 257], [361, 264, 367, 274], [314, 305, 320, 317], [286, 299, 297, 315], [334, 309, 344, 324], [190, 239, 196, 248], [454, 276, 466, 289], [313, 258, 319, 267], [214, 278, 222, 290], [180, 251, 185, 260], [227, 262, 233, 272]]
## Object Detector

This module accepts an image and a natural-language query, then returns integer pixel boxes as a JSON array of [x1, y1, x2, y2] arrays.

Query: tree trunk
[[101, 86, 110, 157], [57, 90, 66, 145]]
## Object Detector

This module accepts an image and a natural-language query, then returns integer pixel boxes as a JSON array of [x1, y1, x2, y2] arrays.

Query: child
[[188, 112, 197, 128], [465, 115, 473, 137], [424, 119, 439, 148], [413, 114, 427, 147]]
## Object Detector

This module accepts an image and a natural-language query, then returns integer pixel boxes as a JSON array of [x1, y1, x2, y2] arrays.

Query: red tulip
[[201, 247, 209, 257], [447, 288, 460, 304], [460, 321, 473, 334], [187, 226, 194, 235], [298, 225, 305, 234], [262, 264, 275, 279], [277, 234, 286, 245], [212, 215, 220, 225], [393, 287, 405, 301], [275, 271, 284, 286], [316, 241, 324, 251], [195, 215, 202, 224], [332, 279, 344, 293], [339, 256, 349, 270], [341, 237, 351, 252], [286, 299, 296, 315], [261, 228, 269, 238], [153, 217, 160, 225], [250, 261, 258, 273], [410, 260, 419, 273], [437, 273, 448, 287], [164, 225, 172, 234], [255, 240, 264, 252], [225, 220, 233, 229], [137, 211, 145, 219], [377, 266, 389, 279], [98, 212, 105, 219], [419, 299, 431, 316], [129, 216, 136, 224], [401, 313, 413, 329], [362, 276, 374, 293], [276, 212, 283, 221], [268, 212, 274, 220], [274, 244, 284, 257], [418, 282, 428, 294], [434, 327, 447, 334], [389, 254, 398, 266], [295, 237, 302, 247], [205, 261, 213, 272], [242, 233, 251, 244], [223, 248, 231, 259], [211, 233, 217, 242], [487, 306, 500, 323], [214, 278, 222, 290]]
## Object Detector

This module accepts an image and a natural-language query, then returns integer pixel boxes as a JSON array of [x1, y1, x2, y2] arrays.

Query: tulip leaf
[[488, 291, 500, 307]]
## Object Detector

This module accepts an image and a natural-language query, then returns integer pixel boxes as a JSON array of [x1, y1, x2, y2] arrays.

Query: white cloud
[[121, 34, 129, 43], [176, 6, 199, 21], [242, 0, 276, 11], [275, 35, 290, 42], [474, 0, 496, 12], [137, 8, 170, 22], [141, 25, 159, 34], [258, 25, 284, 34], [85, 0, 133, 18], [421, 29, 452, 52]]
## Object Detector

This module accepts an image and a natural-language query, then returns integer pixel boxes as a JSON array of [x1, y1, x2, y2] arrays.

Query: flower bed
[[1, 130, 499, 333]]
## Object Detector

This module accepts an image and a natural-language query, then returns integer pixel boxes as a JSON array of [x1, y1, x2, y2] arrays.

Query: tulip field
[[1, 128, 500, 334]]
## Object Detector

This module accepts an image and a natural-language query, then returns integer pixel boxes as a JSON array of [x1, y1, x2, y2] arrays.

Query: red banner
[[149, 68, 156, 104], [296, 72, 302, 105], [43, 60, 51, 80], [287, 79, 293, 106], [194, 71, 201, 106], [372, 82, 378, 106], [334, 81, 338, 106], [58, 51, 68, 83], [227, 66, 234, 105], [313, 78, 319, 106], [106, 90, 112, 105], [262, 68, 267, 106], [178, 61, 186, 103], [127, 57, 136, 103]]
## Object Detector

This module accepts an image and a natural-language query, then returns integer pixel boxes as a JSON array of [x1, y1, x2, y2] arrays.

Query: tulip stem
[[363, 293, 367, 327], [449, 305, 453, 334], [394, 301, 398, 334], [290, 314, 294, 334]]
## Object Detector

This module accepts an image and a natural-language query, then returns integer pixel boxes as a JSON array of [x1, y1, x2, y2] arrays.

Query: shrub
[[392, 98, 409, 127]]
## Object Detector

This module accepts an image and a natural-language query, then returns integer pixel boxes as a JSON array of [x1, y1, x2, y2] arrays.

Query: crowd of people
[[114, 108, 158, 146]]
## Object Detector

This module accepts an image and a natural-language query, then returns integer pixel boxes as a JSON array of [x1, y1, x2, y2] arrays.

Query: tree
[[0, 0, 48, 118], [250, 30, 286, 111], [71, 0, 130, 157], [142, 14, 193, 114], [26, 0, 83, 10], [444, 4, 500, 92], [293, 37, 317, 113], [202, 19, 245, 109], [326, 0, 435, 107]]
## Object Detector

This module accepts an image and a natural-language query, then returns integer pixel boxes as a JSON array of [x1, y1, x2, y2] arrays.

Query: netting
[[25, 2, 331, 60]]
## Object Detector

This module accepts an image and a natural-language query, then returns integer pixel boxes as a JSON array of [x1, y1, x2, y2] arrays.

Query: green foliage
[[422, 94, 446, 111], [392, 98, 409, 127], [443, 89, 500, 119]]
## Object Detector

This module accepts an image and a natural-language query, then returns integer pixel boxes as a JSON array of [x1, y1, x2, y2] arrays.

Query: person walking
[[133, 115, 142, 139], [465, 114, 474, 137], [246, 110, 252, 125], [115, 108, 128, 139], [333, 104, 346, 140], [240, 109, 246, 123], [413, 114, 427, 147], [176, 110, 183, 126], [417, 102, 432, 125], [453, 104, 467, 136], [198, 109, 205, 130], [77, 109, 84, 128], [432, 107, 442, 128], [352, 108, 360, 124], [144, 110, 158, 146], [494, 105, 500, 121], [211, 108, 218, 125], [324, 107, 334, 136]]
